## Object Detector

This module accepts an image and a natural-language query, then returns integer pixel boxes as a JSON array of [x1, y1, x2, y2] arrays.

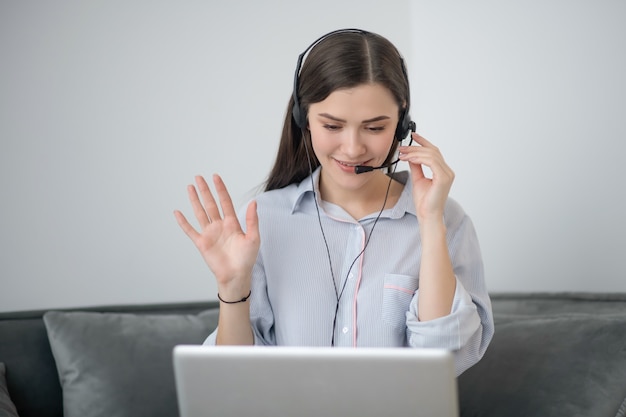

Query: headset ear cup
[[395, 111, 412, 141], [292, 103, 301, 129], [292, 102, 306, 129]]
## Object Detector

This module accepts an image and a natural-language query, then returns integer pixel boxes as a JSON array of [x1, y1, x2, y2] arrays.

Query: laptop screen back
[[173, 345, 459, 417]]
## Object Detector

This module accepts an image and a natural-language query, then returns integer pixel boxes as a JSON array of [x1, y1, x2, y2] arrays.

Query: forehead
[[310, 83, 399, 119]]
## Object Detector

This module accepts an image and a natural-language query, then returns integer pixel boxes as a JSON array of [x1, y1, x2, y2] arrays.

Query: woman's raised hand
[[174, 175, 260, 296], [398, 133, 455, 222]]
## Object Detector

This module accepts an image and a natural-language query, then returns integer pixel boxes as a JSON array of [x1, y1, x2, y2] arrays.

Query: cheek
[[374, 135, 396, 157], [309, 127, 333, 154]]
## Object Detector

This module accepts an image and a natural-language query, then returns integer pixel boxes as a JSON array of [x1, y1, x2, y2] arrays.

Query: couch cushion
[[458, 313, 626, 417], [43, 309, 219, 417], [0, 363, 20, 417]]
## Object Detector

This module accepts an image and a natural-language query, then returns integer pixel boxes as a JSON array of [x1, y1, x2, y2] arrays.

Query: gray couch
[[1, 293, 625, 417]]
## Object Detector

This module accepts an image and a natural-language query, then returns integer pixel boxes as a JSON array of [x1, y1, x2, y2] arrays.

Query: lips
[[334, 158, 368, 167], [333, 158, 370, 174]]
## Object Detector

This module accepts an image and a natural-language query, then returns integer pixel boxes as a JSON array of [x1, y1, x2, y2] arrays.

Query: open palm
[[174, 175, 260, 289]]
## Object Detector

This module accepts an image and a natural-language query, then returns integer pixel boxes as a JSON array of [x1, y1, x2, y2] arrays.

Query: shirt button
[[342, 327, 349, 334], [348, 273, 354, 279]]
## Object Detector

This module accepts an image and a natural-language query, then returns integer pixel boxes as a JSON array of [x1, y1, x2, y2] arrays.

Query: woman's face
[[307, 83, 400, 199]]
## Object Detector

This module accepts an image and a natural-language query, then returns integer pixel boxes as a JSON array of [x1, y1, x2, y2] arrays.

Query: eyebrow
[[317, 113, 391, 124]]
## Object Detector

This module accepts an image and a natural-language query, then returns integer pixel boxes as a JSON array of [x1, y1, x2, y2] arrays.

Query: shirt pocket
[[382, 273, 418, 332]]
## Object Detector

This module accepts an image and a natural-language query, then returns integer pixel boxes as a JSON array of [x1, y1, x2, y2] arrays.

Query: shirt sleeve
[[405, 201, 494, 375]]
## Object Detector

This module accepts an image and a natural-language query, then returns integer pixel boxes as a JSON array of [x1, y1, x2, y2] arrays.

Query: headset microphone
[[354, 160, 399, 174]]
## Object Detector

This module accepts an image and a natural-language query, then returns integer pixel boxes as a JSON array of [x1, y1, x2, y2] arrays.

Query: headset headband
[[291, 28, 413, 141]]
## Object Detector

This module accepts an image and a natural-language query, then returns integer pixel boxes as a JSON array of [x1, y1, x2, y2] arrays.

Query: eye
[[366, 126, 386, 133], [323, 124, 341, 131]]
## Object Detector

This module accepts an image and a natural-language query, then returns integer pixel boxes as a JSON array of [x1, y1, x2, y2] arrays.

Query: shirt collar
[[290, 167, 416, 219]]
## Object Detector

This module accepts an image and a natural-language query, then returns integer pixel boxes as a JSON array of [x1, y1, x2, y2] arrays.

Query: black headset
[[291, 28, 414, 142]]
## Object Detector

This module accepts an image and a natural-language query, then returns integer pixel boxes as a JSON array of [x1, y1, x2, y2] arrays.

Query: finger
[[408, 147, 453, 181], [410, 132, 436, 148], [173, 210, 201, 241], [399, 138, 436, 156], [212, 174, 237, 219], [245, 200, 260, 243], [399, 142, 452, 179], [195, 175, 221, 223], [188, 183, 212, 228], [399, 147, 432, 170], [403, 153, 453, 183], [411, 161, 427, 181]]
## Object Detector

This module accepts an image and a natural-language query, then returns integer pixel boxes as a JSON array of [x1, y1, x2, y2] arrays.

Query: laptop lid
[[173, 345, 459, 417]]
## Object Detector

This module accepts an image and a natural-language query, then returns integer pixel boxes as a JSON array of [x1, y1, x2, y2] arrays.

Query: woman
[[174, 29, 493, 375]]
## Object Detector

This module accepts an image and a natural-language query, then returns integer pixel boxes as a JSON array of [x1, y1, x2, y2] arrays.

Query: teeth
[[338, 160, 358, 167]]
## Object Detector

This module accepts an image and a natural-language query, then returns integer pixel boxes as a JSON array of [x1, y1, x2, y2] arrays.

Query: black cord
[[302, 135, 409, 346], [303, 143, 339, 301], [329, 158, 398, 346]]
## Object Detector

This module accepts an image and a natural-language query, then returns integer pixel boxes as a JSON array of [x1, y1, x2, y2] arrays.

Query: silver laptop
[[173, 345, 459, 417]]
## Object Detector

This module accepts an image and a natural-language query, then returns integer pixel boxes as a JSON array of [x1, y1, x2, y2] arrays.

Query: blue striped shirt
[[205, 168, 494, 375]]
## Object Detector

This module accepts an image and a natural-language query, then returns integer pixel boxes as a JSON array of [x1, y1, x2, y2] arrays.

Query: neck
[[319, 171, 402, 219]]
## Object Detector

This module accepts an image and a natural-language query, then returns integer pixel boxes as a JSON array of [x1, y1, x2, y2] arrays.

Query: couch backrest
[[459, 293, 626, 417], [0, 311, 63, 417], [0, 302, 218, 417]]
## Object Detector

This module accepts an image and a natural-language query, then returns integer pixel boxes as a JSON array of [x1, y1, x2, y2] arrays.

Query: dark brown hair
[[265, 30, 411, 191]]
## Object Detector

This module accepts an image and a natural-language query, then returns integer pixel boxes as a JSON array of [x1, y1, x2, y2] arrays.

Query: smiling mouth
[[335, 159, 365, 168]]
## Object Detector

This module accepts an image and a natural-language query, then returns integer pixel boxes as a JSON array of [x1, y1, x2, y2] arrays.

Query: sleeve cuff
[[406, 277, 481, 350]]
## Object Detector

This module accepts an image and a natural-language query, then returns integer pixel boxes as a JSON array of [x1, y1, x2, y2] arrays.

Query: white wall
[[410, 1, 626, 293], [0, 0, 411, 312], [1, 1, 624, 313]]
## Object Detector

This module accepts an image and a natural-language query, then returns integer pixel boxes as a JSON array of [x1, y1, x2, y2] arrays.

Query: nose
[[342, 128, 366, 158]]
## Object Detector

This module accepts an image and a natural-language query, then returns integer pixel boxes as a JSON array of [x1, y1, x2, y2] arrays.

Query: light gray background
[[1, 1, 624, 312]]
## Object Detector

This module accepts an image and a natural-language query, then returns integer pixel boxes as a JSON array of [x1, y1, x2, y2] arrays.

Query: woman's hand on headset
[[174, 174, 260, 298], [398, 132, 455, 222]]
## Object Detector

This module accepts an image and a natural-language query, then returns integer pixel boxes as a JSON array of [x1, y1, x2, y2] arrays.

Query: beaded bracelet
[[217, 290, 252, 304]]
